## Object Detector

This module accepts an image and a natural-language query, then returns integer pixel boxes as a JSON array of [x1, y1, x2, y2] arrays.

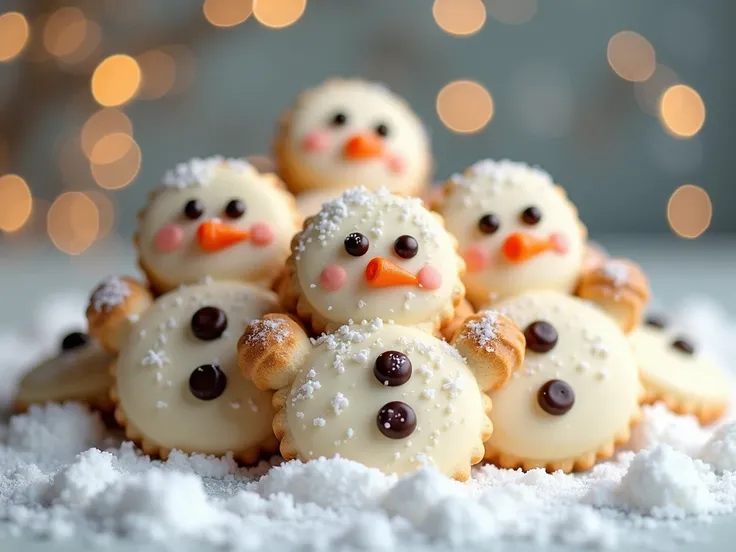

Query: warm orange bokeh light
[[90, 134, 142, 190], [0, 11, 30, 62], [667, 185, 712, 239], [47, 192, 100, 254], [658, 85, 706, 138], [203, 0, 253, 27], [137, 50, 177, 100], [81, 109, 133, 159], [432, 0, 486, 37], [487, 0, 537, 25], [0, 174, 33, 232], [91, 54, 142, 107], [253, 0, 306, 29], [43, 7, 88, 59], [607, 31, 656, 82], [436, 80, 494, 134]]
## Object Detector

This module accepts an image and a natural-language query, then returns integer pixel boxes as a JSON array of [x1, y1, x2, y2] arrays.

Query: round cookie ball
[[275, 79, 432, 198], [113, 281, 280, 461], [481, 291, 642, 473]]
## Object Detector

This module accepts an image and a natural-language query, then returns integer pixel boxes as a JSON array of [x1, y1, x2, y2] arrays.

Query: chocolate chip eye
[[645, 315, 667, 329], [344, 232, 369, 256], [375, 123, 389, 138], [61, 331, 89, 352], [520, 206, 542, 225], [538, 379, 575, 415], [330, 112, 347, 127], [671, 337, 695, 355], [524, 321, 558, 353], [224, 199, 246, 219], [377, 401, 416, 439], [189, 364, 227, 401], [183, 199, 205, 220], [374, 351, 412, 386], [478, 213, 500, 235], [190, 306, 228, 341], [393, 235, 418, 259]]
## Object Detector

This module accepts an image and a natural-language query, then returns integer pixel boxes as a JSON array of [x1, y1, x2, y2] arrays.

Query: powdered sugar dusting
[[246, 318, 289, 345], [450, 159, 554, 197], [462, 310, 500, 352], [90, 277, 131, 313], [161, 156, 252, 189], [602, 260, 630, 287]]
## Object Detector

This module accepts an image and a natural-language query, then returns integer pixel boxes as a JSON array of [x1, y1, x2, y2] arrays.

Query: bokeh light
[[43, 7, 87, 59], [47, 192, 100, 255], [0, 11, 30, 62], [432, 0, 486, 37], [81, 109, 133, 159], [137, 50, 177, 100], [607, 31, 656, 82], [90, 133, 142, 190], [634, 64, 678, 115], [0, 174, 33, 232], [436, 80, 494, 134], [487, 0, 537, 25], [253, 0, 306, 29], [667, 185, 712, 239], [86, 190, 116, 239], [203, 0, 253, 27], [658, 84, 706, 138], [91, 54, 142, 107]]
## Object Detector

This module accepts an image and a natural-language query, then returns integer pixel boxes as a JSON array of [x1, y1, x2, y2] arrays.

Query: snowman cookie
[[274, 79, 433, 217], [454, 291, 643, 473], [112, 281, 281, 462], [631, 315, 731, 424], [237, 314, 525, 480], [14, 331, 114, 413], [434, 159, 649, 332], [87, 156, 300, 352], [277, 187, 466, 336]]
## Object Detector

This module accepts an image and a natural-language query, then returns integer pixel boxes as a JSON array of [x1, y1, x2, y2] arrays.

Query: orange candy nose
[[502, 232, 554, 263], [197, 220, 250, 252], [343, 133, 385, 160], [365, 258, 419, 287]]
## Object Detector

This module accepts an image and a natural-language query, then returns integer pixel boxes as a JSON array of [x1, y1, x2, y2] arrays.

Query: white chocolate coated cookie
[[15, 333, 114, 411], [281, 187, 465, 335], [481, 291, 641, 472], [631, 319, 731, 424], [273, 321, 488, 479], [275, 79, 431, 196], [437, 160, 585, 307], [135, 157, 300, 293], [114, 282, 280, 461]]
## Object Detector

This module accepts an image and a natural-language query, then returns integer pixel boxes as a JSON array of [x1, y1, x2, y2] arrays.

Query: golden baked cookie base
[[109, 362, 279, 465], [483, 404, 643, 474], [640, 384, 728, 425]]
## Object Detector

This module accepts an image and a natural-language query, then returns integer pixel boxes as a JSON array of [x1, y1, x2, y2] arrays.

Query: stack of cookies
[[15, 79, 732, 480]]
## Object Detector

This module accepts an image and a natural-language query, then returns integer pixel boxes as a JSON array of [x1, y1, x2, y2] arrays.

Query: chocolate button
[[478, 213, 500, 235], [183, 199, 205, 220], [374, 351, 412, 386], [61, 331, 89, 351], [225, 199, 246, 219], [191, 306, 228, 341], [538, 379, 574, 415], [524, 321, 558, 353], [344, 232, 369, 257], [377, 401, 416, 439], [393, 235, 418, 259], [520, 206, 542, 225], [671, 337, 695, 355], [645, 315, 667, 329], [189, 364, 227, 400]]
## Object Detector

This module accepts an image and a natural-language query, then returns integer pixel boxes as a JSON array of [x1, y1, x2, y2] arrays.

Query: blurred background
[[0, 0, 735, 329]]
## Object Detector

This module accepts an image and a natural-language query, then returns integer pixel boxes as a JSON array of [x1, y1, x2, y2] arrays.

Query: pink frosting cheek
[[319, 264, 348, 292], [154, 224, 184, 253], [463, 245, 491, 273], [550, 232, 569, 254], [301, 131, 331, 153], [251, 223, 274, 246], [386, 154, 406, 175], [417, 266, 442, 290]]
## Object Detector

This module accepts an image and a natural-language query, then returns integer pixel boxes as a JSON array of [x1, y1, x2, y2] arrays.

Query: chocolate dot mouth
[[189, 364, 227, 400], [376, 401, 416, 439]]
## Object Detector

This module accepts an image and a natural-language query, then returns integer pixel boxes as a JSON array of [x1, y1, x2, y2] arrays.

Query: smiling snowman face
[[276, 79, 432, 197], [437, 160, 585, 307], [135, 157, 300, 294], [283, 187, 465, 334]]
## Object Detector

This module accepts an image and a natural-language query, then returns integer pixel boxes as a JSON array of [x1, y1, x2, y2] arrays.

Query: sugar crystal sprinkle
[[162, 156, 252, 189], [91, 277, 131, 313]]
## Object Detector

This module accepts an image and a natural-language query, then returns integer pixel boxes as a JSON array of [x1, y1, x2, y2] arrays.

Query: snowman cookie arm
[[86, 276, 153, 354], [575, 258, 650, 334], [451, 311, 526, 392]]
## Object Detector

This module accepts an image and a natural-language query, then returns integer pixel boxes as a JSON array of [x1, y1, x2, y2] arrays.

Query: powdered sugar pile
[[161, 156, 252, 189], [1, 298, 736, 550]]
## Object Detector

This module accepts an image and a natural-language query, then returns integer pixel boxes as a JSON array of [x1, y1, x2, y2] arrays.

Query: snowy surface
[[1, 294, 736, 551]]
